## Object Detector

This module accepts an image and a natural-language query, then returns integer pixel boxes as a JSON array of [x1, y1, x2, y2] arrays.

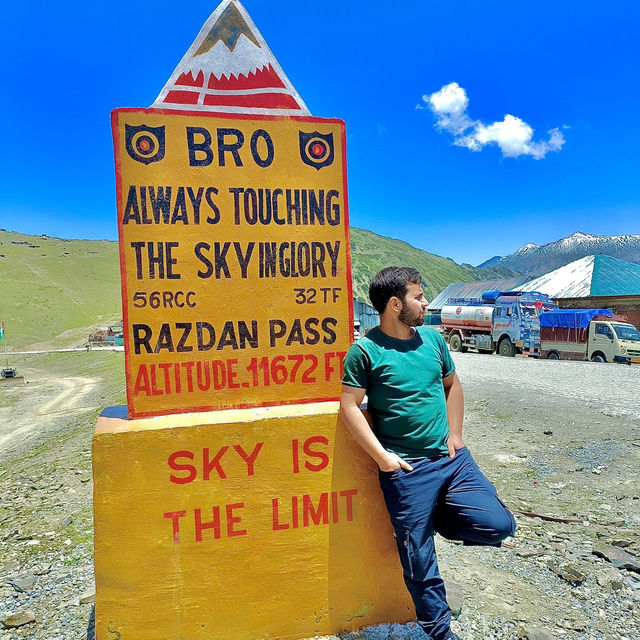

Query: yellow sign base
[[93, 402, 413, 640]]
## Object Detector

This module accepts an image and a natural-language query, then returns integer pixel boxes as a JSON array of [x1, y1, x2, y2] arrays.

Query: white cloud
[[421, 82, 565, 159], [424, 82, 473, 135]]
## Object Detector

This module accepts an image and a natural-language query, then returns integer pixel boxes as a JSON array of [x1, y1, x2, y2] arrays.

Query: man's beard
[[398, 305, 424, 328]]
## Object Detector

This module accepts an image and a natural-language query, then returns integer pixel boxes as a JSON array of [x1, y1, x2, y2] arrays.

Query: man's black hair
[[369, 266, 422, 314]]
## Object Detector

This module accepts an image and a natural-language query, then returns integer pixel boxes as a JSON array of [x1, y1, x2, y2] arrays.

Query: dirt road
[[0, 375, 100, 451]]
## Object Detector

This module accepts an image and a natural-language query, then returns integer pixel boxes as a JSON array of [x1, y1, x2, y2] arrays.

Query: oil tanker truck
[[441, 290, 558, 357]]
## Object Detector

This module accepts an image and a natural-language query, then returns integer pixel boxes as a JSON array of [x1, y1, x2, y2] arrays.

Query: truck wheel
[[547, 351, 559, 360], [498, 338, 516, 357], [591, 353, 606, 363], [449, 334, 463, 352]]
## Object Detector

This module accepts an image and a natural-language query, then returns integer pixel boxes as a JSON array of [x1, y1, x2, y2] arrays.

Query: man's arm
[[443, 371, 465, 458], [339, 385, 413, 472]]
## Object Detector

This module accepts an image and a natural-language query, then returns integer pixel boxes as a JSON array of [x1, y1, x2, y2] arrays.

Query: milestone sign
[[98, 4, 397, 640], [113, 109, 352, 418]]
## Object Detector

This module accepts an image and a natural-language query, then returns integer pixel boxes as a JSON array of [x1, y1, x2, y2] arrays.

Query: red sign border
[[111, 107, 354, 419]]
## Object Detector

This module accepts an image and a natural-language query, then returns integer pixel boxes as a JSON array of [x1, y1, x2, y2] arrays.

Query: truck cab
[[491, 292, 557, 357], [588, 321, 640, 364]]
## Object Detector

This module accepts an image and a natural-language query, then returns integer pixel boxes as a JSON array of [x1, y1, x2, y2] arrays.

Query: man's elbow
[[339, 391, 352, 415], [339, 388, 365, 419]]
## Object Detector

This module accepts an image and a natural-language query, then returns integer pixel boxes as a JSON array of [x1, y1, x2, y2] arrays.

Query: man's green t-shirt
[[342, 326, 455, 460]]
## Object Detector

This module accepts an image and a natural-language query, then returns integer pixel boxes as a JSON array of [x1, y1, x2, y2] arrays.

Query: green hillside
[[0, 228, 511, 349], [350, 227, 511, 303], [0, 230, 121, 349]]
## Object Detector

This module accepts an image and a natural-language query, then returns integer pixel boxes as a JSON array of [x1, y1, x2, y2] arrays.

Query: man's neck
[[378, 315, 415, 340]]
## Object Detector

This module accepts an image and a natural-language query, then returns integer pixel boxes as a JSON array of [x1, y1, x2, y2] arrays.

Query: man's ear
[[388, 296, 402, 313]]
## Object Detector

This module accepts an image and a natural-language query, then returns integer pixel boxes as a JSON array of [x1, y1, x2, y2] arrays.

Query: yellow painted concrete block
[[93, 402, 413, 640]]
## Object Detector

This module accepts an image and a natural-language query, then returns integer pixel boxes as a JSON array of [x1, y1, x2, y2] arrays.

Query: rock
[[520, 625, 554, 640], [16, 533, 33, 541], [593, 543, 640, 572], [516, 549, 544, 558], [1, 610, 36, 628], [444, 580, 464, 618], [610, 538, 633, 548], [7, 573, 35, 592], [596, 572, 616, 587], [79, 587, 96, 604], [547, 560, 586, 585], [33, 563, 52, 576], [63, 515, 73, 527]]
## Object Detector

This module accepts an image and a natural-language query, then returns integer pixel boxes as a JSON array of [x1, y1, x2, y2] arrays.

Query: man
[[340, 266, 515, 640]]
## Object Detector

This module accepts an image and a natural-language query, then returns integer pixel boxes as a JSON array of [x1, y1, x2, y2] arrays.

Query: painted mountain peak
[[152, 0, 309, 115]]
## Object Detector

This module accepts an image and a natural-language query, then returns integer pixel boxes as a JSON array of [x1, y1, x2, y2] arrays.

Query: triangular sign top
[[152, 0, 310, 116]]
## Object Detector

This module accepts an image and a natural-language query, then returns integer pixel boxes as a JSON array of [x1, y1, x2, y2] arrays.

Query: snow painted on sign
[[152, 0, 310, 115], [520, 255, 595, 298]]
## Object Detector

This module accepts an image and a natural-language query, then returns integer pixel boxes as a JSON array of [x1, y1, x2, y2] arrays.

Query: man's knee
[[485, 506, 516, 544], [500, 508, 517, 539]]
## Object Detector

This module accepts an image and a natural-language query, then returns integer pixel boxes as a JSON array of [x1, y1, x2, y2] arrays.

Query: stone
[[610, 538, 632, 548], [593, 544, 640, 572], [596, 572, 614, 587], [516, 549, 544, 558], [79, 587, 96, 604], [547, 560, 586, 585], [444, 580, 464, 618], [7, 574, 35, 592], [2, 610, 36, 628], [521, 625, 554, 640], [626, 576, 640, 590], [33, 563, 52, 576]]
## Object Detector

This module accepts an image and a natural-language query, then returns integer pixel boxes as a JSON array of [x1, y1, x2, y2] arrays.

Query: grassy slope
[[1, 227, 509, 349], [0, 230, 122, 349], [350, 227, 511, 303]]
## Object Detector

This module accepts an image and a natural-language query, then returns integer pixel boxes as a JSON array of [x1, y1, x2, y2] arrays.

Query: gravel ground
[[1, 351, 639, 640]]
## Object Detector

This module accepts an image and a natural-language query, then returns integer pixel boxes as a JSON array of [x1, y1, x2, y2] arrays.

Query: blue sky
[[1, 0, 638, 265]]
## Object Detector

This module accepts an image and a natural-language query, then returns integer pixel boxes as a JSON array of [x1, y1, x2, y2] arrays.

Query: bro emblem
[[125, 124, 166, 165], [299, 131, 334, 170]]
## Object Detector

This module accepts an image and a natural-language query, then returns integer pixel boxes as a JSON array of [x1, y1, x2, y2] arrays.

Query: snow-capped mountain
[[477, 231, 640, 276]]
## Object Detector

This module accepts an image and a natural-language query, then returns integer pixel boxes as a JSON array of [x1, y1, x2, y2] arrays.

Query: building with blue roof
[[520, 255, 640, 328]]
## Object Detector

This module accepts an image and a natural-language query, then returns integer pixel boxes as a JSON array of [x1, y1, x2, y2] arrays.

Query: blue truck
[[441, 290, 558, 357]]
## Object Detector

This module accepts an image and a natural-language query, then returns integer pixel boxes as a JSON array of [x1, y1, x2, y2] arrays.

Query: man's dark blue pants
[[378, 447, 516, 640]]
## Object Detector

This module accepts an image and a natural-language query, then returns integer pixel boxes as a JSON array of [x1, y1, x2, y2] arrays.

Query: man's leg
[[378, 459, 454, 640], [433, 447, 516, 546], [401, 528, 453, 640]]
